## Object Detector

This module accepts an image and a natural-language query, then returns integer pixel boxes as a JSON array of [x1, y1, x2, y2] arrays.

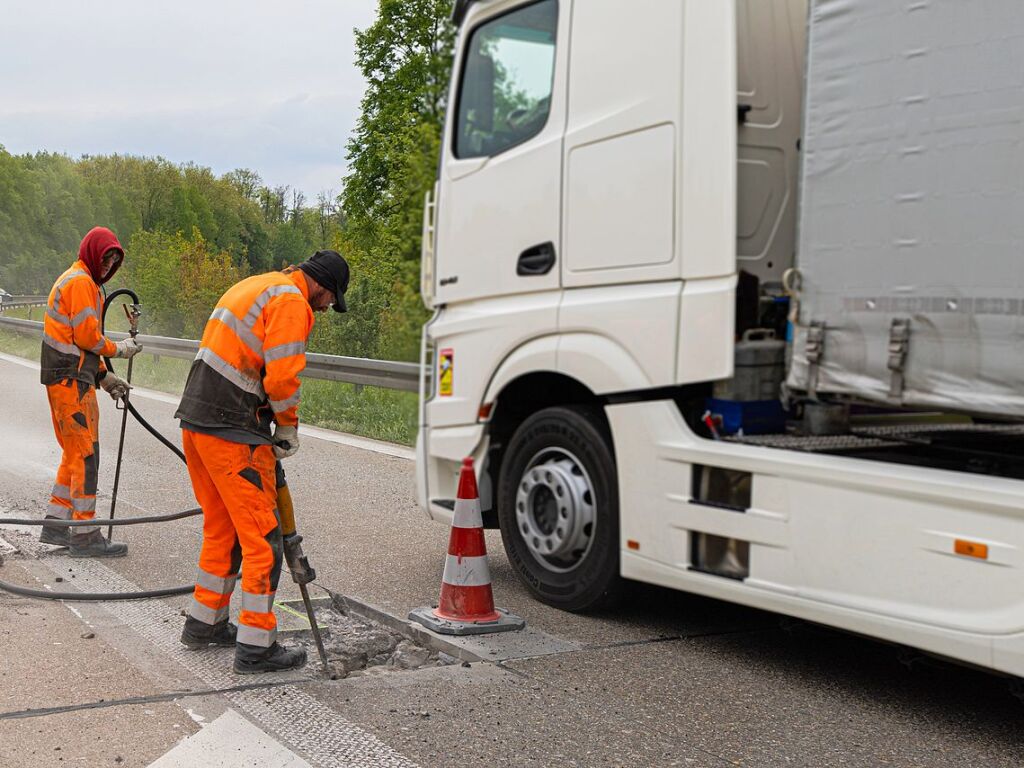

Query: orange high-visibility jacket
[[40, 260, 118, 387], [175, 270, 314, 440]]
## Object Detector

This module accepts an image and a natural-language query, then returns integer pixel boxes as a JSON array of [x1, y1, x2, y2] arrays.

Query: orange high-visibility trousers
[[46, 380, 101, 538], [182, 430, 283, 648]]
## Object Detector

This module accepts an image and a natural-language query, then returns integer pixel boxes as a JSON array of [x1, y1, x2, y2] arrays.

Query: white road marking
[[298, 424, 414, 461], [149, 709, 313, 768]]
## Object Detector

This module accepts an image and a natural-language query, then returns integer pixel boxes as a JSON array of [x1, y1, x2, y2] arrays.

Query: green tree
[[341, 0, 454, 360], [177, 232, 245, 338], [224, 168, 262, 202], [0, 139, 353, 353], [116, 229, 192, 337]]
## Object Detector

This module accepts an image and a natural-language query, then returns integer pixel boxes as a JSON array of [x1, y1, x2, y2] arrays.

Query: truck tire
[[497, 406, 623, 612]]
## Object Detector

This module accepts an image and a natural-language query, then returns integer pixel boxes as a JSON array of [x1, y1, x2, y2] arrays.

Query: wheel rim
[[515, 447, 596, 573]]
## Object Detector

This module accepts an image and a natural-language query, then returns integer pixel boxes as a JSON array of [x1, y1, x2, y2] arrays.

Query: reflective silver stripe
[[50, 270, 89, 316], [70, 525, 99, 537], [54, 270, 88, 292], [269, 389, 301, 414], [72, 497, 96, 512], [51, 483, 71, 500], [238, 590, 275, 614], [46, 503, 71, 519], [46, 306, 71, 325], [89, 337, 109, 354], [70, 306, 98, 328], [441, 554, 492, 587], [452, 497, 483, 529], [195, 347, 264, 395], [188, 597, 230, 625], [263, 341, 306, 363], [236, 623, 276, 648], [195, 568, 238, 595], [243, 284, 301, 329], [210, 307, 264, 358], [43, 333, 81, 357]]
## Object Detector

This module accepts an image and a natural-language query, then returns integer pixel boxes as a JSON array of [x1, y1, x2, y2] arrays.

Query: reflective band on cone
[[408, 457, 525, 636]]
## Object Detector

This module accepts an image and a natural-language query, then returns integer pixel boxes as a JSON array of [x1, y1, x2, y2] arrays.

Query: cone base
[[408, 606, 526, 636], [434, 607, 502, 623]]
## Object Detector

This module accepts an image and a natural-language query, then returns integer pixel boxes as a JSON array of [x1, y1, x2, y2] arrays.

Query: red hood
[[78, 227, 124, 285]]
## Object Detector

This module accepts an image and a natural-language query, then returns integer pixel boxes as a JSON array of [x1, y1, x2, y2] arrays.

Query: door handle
[[517, 242, 556, 276]]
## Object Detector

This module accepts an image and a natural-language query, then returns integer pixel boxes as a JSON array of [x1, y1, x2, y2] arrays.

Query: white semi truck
[[416, 0, 1024, 679]]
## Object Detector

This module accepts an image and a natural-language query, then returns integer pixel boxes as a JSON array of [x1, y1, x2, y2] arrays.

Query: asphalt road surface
[[0, 352, 1021, 767]]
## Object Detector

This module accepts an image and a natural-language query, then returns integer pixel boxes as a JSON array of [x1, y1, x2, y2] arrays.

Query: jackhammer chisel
[[275, 462, 332, 676]]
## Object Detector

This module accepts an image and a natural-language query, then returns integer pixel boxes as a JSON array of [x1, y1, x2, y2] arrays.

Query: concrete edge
[[328, 592, 485, 664]]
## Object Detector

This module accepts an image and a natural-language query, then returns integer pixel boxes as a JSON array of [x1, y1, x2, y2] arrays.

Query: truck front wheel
[[497, 406, 623, 612]]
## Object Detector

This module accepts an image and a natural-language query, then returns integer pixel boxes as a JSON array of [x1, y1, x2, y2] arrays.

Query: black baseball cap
[[298, 250, 350, 313]]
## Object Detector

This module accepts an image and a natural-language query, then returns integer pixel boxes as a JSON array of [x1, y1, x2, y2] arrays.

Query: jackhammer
[[275, 462, 333, 677]]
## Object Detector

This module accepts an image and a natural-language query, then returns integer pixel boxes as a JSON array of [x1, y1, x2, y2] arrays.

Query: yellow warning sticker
[[439, 348, 454, 396]]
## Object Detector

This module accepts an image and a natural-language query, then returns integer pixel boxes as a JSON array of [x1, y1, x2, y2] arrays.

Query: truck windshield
[[454, 0, 558, 159]]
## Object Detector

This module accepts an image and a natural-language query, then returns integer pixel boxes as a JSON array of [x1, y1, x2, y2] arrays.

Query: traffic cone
[[409, 458, 525, 636]]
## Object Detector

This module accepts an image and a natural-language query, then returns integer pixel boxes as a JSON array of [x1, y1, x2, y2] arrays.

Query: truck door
[[735, 0, 807, 285], [433, 0, 567, 305]]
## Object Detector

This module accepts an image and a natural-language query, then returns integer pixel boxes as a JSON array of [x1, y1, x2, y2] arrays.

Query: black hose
[[0, 288, 200, 602], [0, 582, 193, 601], [125, 400, 186, 462], [0, 508, 201, 526]]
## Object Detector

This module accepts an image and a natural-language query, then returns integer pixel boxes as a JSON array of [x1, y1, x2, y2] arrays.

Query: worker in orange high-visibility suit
[[40, 227, 143, 557], [175, 249, 349, 674]]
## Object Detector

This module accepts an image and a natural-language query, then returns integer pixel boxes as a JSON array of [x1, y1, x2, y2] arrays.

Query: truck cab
[[419, 0, 804, 608]]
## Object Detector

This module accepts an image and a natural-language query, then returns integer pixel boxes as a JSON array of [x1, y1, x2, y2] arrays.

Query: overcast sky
[[0, 0, 378, 198]]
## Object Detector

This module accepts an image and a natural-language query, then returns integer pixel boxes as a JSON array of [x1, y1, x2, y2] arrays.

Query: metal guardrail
[[0, 316, 423, 392], [0, 295, 48, 311]]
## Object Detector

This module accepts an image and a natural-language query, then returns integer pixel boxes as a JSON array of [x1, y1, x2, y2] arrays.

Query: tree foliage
[[340, 0, 454, 361], [0, 147, 344, 338]]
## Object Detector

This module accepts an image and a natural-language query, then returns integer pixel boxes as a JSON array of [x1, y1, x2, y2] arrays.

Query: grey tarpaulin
[[787, 0, 1024, 417]]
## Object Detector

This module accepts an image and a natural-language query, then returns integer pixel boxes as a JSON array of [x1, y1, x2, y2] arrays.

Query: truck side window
[[454, 0, 558, 159]]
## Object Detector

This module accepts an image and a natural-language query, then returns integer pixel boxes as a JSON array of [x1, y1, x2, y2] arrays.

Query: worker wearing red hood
[[39, 227, 143, 557]]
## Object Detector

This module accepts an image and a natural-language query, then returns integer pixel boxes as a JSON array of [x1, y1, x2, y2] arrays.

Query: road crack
[[0, 678, 328, 721]]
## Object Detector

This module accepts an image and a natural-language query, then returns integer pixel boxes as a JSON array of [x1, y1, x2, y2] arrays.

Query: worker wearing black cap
[[297, 249, 350, 314], [173, 249, 350, 673]]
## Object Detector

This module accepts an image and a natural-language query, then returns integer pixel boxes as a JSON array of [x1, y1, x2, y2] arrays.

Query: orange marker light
[[627, 539, 640, 551], [478, 403, 493, 420], [954, 539, 988, 560]]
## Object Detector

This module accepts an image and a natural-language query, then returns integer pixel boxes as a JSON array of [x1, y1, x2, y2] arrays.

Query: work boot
[[38, 516, 70, 548], [233, 642, 307, 675], [68, 530, 128, 558], [180, 617, 238, 650]]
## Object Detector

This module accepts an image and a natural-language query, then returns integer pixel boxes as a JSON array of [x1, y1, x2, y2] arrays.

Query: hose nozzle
[[123, 303, 142, 337]]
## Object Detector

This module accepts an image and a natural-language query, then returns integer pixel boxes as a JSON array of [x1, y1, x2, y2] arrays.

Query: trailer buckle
[[887, 317, 911, 399]]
